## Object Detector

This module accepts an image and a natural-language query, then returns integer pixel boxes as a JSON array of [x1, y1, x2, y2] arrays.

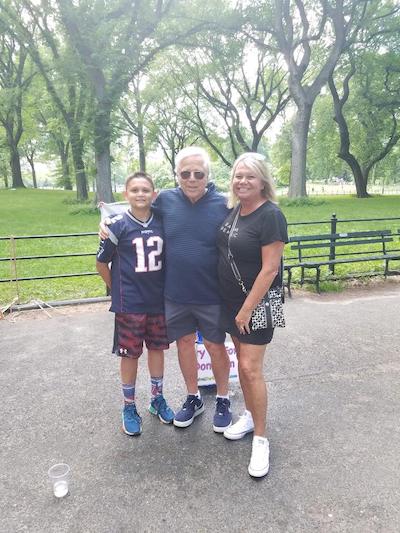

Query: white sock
[[216, 394, 229, 400], [253, 435, 268, 444]]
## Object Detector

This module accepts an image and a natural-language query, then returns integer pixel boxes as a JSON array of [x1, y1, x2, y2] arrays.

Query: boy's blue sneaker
[[173, 395, 205, 428], [122, 403, 142, 436], [213, 397, 232, 433], [148, 395, 175, 424]]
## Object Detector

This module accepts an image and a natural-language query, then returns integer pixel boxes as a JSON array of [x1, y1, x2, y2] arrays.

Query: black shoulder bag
[[227, 206, 285, 330]]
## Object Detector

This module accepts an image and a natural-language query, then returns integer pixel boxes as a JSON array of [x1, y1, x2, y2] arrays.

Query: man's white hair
[[175, 146, 211, 177]]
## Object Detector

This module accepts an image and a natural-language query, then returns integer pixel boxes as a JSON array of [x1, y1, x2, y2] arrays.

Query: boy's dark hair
[[125, 171, 155, 190]]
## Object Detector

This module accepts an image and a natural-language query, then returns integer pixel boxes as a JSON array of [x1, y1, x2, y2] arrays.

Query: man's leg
[[173, 333, 205, 427], [202, 340, 230, 396], [176, 333, 198, 394], [203, 339, 232, 432]]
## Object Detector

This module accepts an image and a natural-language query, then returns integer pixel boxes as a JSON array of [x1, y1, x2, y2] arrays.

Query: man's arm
[[99, 213, 124, 240]]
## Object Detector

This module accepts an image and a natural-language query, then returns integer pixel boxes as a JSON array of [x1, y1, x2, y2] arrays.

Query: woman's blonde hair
[[228, 152, 276, 208]]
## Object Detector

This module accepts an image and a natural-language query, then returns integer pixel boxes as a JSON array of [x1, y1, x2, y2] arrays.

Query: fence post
[[329, 214, 337, 275], [10, 236, 20, 303]]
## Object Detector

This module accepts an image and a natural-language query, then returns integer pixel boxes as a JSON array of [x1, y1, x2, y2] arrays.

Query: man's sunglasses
[[180, 171, 206, 180]]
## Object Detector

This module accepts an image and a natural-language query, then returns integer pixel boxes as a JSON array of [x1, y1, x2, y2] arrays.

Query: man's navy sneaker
[[213, 397, 232, 433], [149, 395, 175, 424], [122, 403, 142, 436], [173, 395, 205, 428]]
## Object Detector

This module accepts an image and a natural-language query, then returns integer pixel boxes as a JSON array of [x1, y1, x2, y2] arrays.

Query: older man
[[101, 147, 232, 432]]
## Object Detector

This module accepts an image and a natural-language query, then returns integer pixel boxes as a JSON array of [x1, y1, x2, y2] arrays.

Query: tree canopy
[[0, 0, 399, 199]]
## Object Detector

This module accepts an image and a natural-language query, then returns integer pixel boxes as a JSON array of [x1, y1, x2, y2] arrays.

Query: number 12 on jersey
[[131, 236, 163, 272]]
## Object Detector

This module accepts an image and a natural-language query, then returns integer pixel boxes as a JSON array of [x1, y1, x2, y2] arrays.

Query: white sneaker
[[223, 410, 254, 440], [248, 436, 270, 478]]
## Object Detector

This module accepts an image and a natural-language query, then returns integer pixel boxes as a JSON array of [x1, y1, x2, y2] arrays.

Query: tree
[[117, 74, 155, 173], [327, 0, 400, 197], [0, 136, 10, 187], [1, 0, 90, 199], [307, 94, 345, 182], [329, 50, 400, 197], [56, 0, 211, 202], [167, 34, 289, 165], [247, 1, 375, 196], [0, 29, 32, 188]]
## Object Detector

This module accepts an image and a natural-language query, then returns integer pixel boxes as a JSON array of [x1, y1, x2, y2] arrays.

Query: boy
[[96, 172, 174, 436]]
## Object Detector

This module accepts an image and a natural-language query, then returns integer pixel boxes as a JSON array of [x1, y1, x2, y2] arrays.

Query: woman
[[217, 152, 288, 478]]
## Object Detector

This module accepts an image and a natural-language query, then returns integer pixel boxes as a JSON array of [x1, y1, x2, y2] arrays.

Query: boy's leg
[[120, 356, 142, 436], [115, 313, 145, 436], [148, 349, 164, 400], [145, 315, 174, 424], [120, 356, 138, 404], [147, 349, 164, 395]]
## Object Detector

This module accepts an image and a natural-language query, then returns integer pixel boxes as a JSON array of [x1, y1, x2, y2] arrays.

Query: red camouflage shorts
[[113, 313, 169, 358]]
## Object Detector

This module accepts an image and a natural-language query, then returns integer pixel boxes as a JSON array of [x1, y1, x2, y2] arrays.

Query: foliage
[[1, 189, 400, 303], [279, 197, 327, 208], [0, 0, 399, 199]]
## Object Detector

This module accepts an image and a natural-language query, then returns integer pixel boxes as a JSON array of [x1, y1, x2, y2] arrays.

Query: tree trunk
[[27, 157, 37, 188], [60, 145, 72, 190], [10, 146, 25, 188], [338, 152, 369, 198], [94, 103, 114, 203], [70, 129, 88, 200], [137, 119, 146, 172], [328, 72, 370, 199], [31, 165, 37, 188], [288, 104, 312, 198], [2, 168, 9, 188]]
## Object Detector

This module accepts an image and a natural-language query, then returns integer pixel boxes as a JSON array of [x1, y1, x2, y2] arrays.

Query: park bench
[[284, 229, 400, 294]]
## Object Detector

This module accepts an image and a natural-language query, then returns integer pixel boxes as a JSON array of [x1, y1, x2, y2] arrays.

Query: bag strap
[[227, 205, 285, 300], [227, 206, 248, 295]]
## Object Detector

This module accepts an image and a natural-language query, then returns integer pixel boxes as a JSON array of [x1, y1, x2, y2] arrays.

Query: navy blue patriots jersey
[[96, 210, 165, 313]]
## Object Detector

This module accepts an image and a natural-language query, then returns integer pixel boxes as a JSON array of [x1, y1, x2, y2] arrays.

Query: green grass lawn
[[0, 188, 399, 305]]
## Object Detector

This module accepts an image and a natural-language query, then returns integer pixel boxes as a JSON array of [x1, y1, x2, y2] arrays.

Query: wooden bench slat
[[289, 229, 391, 242], [291, 237, 393, 250], [301, 253, 400, 268]]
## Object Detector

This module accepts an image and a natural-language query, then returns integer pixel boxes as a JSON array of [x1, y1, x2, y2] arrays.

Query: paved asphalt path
[[1, 284, 399, 533]]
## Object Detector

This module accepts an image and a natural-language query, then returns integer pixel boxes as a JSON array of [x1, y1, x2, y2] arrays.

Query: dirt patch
[[291, 275, 400, 301], [2, 301, 110, 323]]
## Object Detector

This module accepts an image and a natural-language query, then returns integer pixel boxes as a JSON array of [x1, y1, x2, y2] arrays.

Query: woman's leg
[[236, 342, 268, 437], [231, 335, 251, 412]]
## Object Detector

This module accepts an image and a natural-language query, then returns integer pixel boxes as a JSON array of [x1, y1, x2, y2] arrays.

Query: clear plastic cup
[[48, 463, 70, 498]]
